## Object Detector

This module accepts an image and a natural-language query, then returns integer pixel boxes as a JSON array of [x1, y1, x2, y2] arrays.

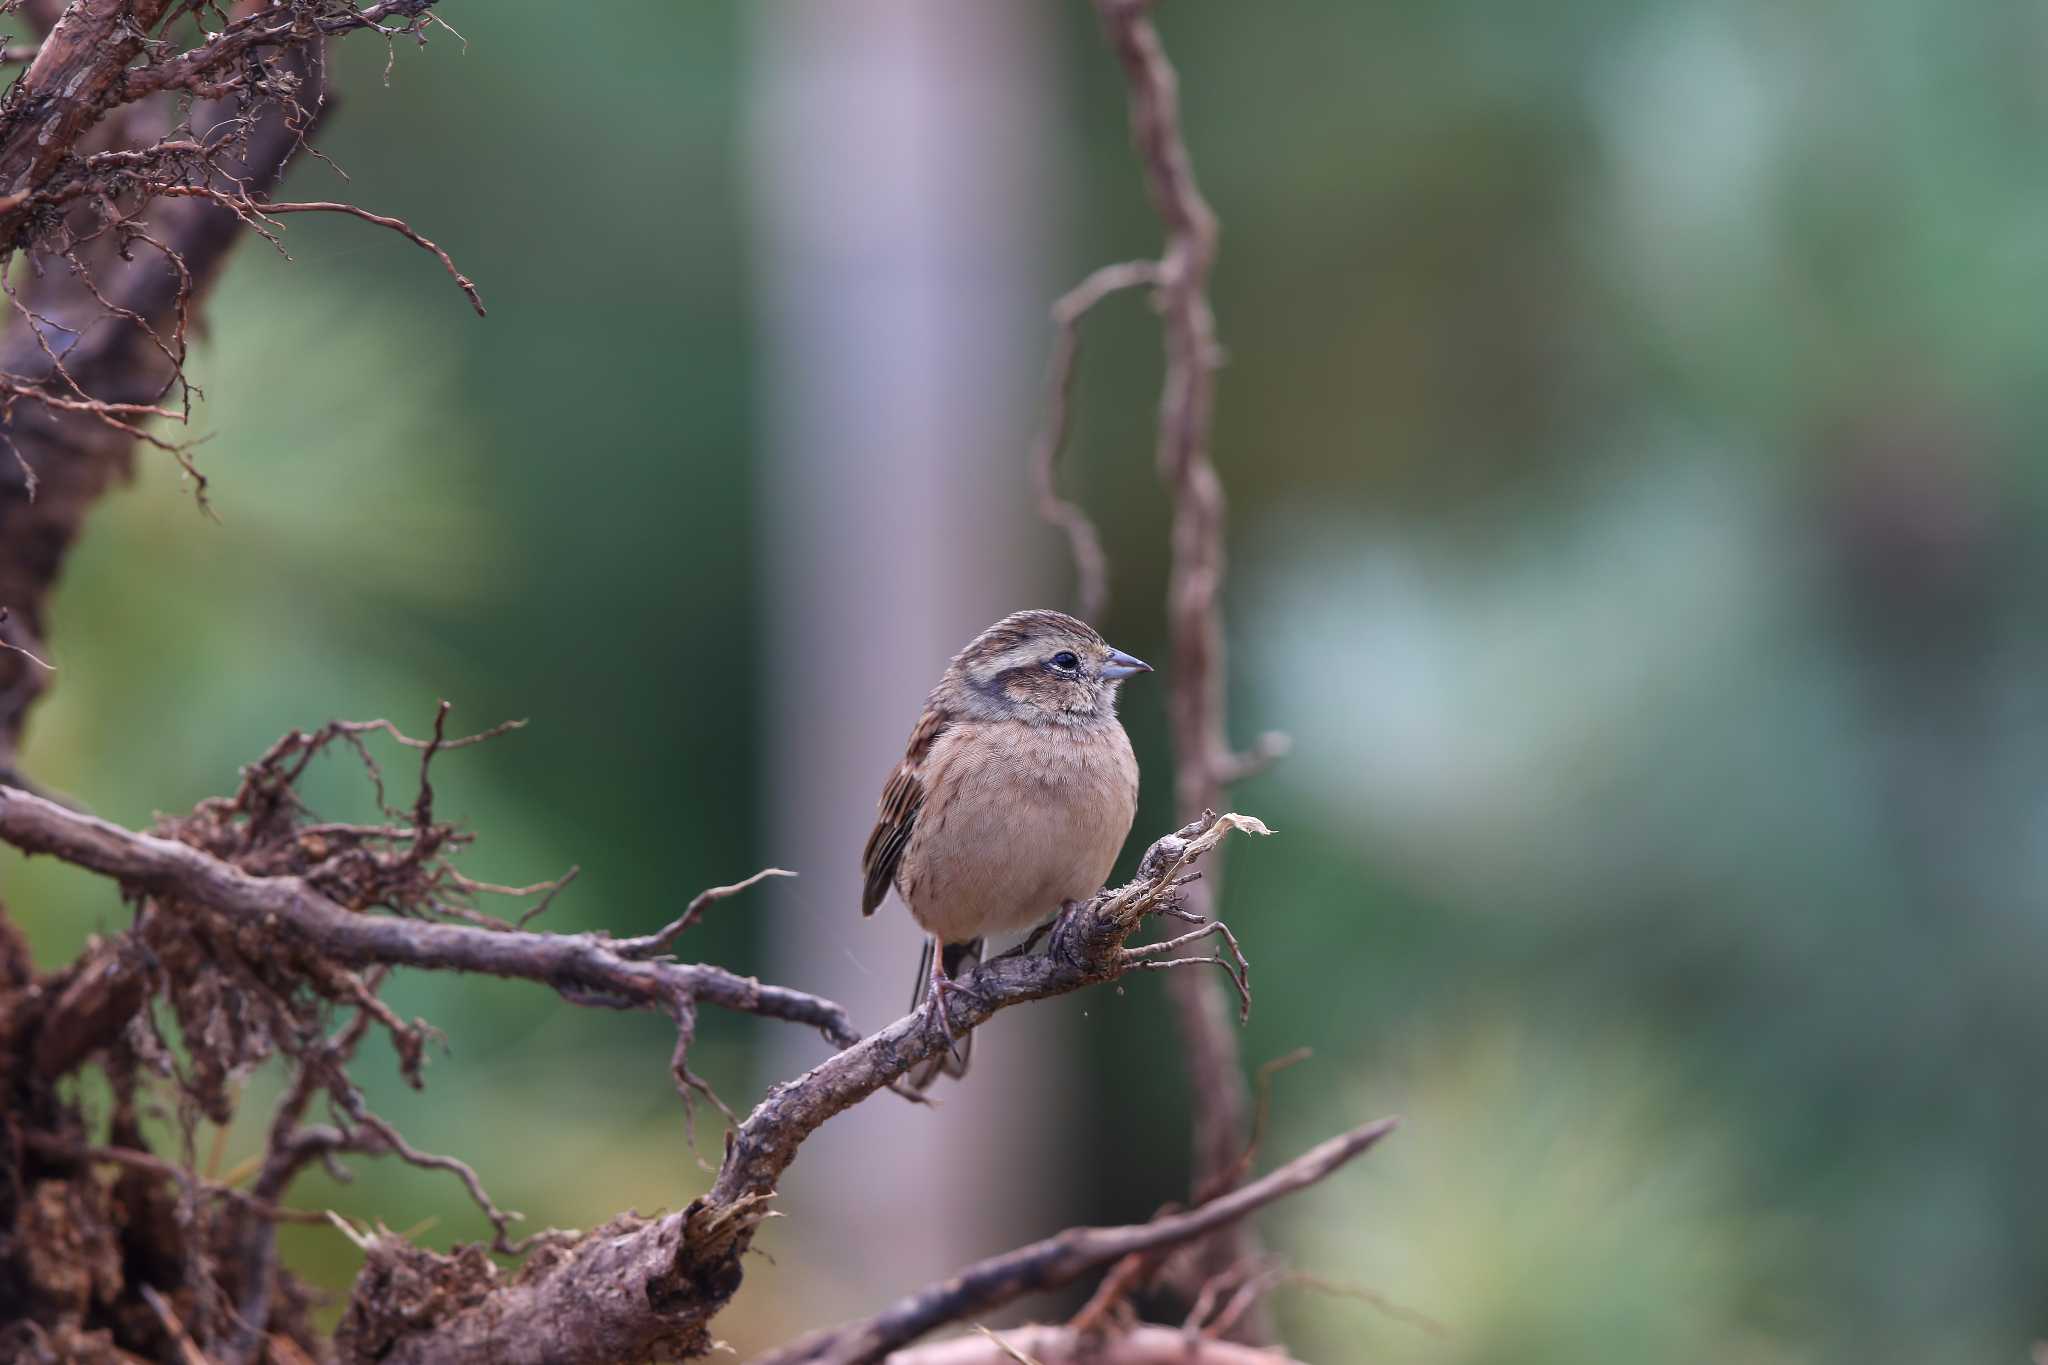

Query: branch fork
[[0, 740, 1280, 1364]]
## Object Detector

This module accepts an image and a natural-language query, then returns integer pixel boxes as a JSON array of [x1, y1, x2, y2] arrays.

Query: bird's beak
[[1102, 647, 1153, 680]]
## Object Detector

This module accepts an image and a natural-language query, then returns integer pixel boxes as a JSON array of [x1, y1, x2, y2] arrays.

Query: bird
[[861, 609, 1151, 1088]]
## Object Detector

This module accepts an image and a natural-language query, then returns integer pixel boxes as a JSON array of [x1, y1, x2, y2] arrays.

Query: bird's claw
[[1048, 898, 1090, 968], [922, 971, 986, 1060]]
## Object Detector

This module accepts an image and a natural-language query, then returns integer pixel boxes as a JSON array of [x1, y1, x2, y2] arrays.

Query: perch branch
[[703, 812, 1271, 1211], [350, 816, 1268, 1364], [0, 778, 1275, 1363]]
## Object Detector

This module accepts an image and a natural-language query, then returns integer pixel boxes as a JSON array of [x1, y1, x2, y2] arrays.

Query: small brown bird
[[862, 609, 1151, 1087]]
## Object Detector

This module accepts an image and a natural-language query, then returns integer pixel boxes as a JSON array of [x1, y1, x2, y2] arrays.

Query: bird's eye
[[1050, 651, 1080, 672]]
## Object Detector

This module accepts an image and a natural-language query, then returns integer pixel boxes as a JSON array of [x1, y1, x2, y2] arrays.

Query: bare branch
[[333, 1089, 541, 1255], [883, 1326, 1302, 1365], [1042, 0, 1288, 1321], [0, 779, 1282, 1356], [151, 191, 487, 316], [1119, 917, 1251, 1021], [1065, 1049, 1310, 1339], [302, 813, 1266, 1365], [113, 0, 444, 105], [1029, 259, 1160, 622], [705, 812, 1270, 1212], [0, 0, 179, 233], [335, 714, 529, 753], [615, 865, 797, 958], [754, 1117, 1397, 1365], [0, 782, 862, 1055], [0, 9, 332, 766], [139, 1283, 211, 1365], [0, 605, 52, 670], [0, 0, 496, 775], [220, 996, 384, 1365]]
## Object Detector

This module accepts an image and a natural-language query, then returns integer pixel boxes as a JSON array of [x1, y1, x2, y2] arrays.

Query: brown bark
[[757, 1118, 1395, 1365], [0, 2, 322, 766], [0, 779, 1280, 1362], [886, 1327, 1302, 1365], [1029, 3, 1295, 1331], [0, 0, 175, 227], [0, 0, 462, 770]]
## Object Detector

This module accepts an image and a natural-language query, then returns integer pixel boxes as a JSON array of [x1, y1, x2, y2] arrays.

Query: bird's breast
[[899, 721, 1139, 943]]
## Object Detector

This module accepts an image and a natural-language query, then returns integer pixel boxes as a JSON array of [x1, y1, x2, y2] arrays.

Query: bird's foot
[[921, 965, 986, 1060], [1048, 898, 1090, 968]]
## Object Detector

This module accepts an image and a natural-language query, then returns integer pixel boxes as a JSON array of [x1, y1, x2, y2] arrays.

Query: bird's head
[[946, 609, 1152, 726]]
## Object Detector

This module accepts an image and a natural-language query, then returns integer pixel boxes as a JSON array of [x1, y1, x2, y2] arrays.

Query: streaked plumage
[[861, 610, 1149, 1088]]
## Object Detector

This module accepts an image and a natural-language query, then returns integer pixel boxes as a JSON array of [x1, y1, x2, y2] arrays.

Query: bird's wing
[[860, 705, 950, 917]]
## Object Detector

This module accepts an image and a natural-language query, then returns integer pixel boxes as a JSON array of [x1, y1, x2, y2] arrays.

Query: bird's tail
[[907, 936, 982, 1091]]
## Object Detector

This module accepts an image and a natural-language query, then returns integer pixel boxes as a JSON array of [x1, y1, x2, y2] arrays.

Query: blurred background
[[6, 0, 2048, 1360]]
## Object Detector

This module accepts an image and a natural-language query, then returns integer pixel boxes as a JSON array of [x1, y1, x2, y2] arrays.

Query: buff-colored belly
[[897, 723, 1137, 944]]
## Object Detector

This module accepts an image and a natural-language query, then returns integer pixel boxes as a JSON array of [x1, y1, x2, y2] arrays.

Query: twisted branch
[[0, 775, 1274, 1363], [1029, 258, 1160, 622], [1024, 1, 1297, 1328], [756, 1116, 1397, 1365]]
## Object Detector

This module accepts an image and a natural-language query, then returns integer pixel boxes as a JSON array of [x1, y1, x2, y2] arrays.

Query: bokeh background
[[7, 1, 2048, 1360]]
